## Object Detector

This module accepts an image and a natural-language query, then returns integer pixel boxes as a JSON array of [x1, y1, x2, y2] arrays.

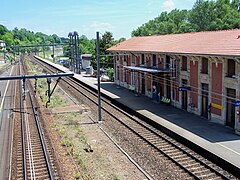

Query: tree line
[[2, 0, 239, 68], [0, 24, 124, 69], [0, 25, 68, 47], [132, 0, 240, 36]]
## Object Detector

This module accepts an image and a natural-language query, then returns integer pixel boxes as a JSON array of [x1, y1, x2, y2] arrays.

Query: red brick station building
[[108, 29, 240, 134]]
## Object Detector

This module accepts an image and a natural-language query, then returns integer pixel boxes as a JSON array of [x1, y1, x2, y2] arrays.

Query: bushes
[[107, 68, 114, 82]]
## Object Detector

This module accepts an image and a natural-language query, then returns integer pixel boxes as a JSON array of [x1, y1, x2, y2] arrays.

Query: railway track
[[32, 56, 237, 179], [12, 55, 61, 179], [0, 63, 12, 75]]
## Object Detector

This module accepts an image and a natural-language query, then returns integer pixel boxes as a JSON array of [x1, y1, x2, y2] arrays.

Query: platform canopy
[[124, 66, 174, 73]]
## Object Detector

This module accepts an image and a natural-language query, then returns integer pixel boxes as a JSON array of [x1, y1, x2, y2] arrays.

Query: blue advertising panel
[[233, 101, 240, 107]]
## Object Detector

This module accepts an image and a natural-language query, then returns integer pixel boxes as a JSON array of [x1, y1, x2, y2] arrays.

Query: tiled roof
[[108, 29, 240, 57]]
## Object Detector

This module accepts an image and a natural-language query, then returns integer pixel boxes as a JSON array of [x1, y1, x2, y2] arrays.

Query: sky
[[1, 0, 196, 39]]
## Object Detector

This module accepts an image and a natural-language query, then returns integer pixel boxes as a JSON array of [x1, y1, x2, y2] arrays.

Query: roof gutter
[[106, 49, 240, 59]]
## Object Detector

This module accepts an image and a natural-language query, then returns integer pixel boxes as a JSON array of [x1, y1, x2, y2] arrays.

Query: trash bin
[[86, 67, 91, 74]]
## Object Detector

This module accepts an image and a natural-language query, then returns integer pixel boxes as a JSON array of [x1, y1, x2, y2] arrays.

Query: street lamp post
[[96, 32, 102, 123], [68, 32, 73, 71], [52, 44, 55, 63], [73, 31, 80, 74]]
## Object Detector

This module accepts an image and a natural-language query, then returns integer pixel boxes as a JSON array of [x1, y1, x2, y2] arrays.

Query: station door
[[201, 83, 209, 118], [226, 88, 236, 128]]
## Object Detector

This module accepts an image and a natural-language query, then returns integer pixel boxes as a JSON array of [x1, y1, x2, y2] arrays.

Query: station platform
[[36, 56, 240, 177]]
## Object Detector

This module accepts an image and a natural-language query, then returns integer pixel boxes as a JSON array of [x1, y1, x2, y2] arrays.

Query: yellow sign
[[211, 103, 223, 110]]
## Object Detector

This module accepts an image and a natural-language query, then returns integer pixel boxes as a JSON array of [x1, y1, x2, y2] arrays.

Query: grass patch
[[54, 114, 92, 179], [36, 77, 67, 108], [61, 137, 73, 147], [113, 175, 120, 180], [76, 128, 87, 144], [75, 172, 81, 180]]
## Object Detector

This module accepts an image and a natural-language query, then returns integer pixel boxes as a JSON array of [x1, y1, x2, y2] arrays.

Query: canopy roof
[[124, 66, 173, 73]]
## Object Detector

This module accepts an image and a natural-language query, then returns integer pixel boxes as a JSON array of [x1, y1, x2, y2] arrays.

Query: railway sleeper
[[27, 147, 45, 152], [17, 163, 24, 168], [188, 166, 206, 172], [29, 172, 50, 178], [17, 156, 24, 161], [155, 142, 170, 148], [29, 146, 44, 150], [154, 139, 166, 143], [193, 169, 213, 175], [27, 167, 48, 174], [210, 177, 225, 180], [26, 155, 46, 161], [142, 135, 157, 140], [174, 156, 191, 162], [181, 161, 200, 168], [26, 164, 47, 170], [159, 143, 172, 147], [16, 174, 24, 180], [171, 154, 187, 159], [165, 149, 182, 154], [147, 137, 159, 142], [159, 145, 174, 150], [29, 142, 43, 146], [26, 159, 47, 167], [197, 172, 218, 179]]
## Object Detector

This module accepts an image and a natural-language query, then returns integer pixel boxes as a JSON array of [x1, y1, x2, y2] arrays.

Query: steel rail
[[33, 55, 235, 179], [63, 77, 232, 179], [21, 55, 54, 179], [19, 62, 27, 180], [24, 99, 35, 179], [27, 78, 54, 180]]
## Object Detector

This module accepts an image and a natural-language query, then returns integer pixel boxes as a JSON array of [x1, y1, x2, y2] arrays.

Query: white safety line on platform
[[0, 67, 13, 113], [217, 142, 240, 156]]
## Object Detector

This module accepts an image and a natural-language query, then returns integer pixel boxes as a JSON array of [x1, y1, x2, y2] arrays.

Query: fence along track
[[33, 56, 237, 179]]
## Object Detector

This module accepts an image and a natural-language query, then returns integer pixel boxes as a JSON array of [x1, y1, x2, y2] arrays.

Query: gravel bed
[[36, 84, 148, 179]]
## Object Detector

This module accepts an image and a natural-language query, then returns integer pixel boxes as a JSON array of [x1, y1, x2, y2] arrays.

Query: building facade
[[0, 40, 5, 49], [108, 29, 240, 134]]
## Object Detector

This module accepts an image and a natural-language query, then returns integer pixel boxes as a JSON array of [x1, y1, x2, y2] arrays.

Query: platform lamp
[[96, 32, 102, 123], [52, 43, 55, 63], [73, 31, 81, 74]]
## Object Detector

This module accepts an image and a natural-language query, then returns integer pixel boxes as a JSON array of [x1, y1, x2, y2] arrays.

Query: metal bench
[[161, 96, 171, 104]]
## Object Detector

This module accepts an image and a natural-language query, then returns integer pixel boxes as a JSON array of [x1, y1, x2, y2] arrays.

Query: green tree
[[189, 0, 216, 31], [2, 32, 14, 46], [132, 0, 240, 37], [0, 25, 8, 38]]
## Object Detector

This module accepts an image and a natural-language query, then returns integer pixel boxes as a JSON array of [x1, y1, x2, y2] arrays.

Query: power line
[[104, 64, 239, 104]]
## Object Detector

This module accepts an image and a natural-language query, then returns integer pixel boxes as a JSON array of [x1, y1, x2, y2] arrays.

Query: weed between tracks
[[26, 58, 146, 180], [54, 113, 91, 179]]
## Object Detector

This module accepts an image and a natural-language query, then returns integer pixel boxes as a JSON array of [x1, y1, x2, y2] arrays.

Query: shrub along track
[[32, 56, 237, 180], [11, 55, 63, 180]]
